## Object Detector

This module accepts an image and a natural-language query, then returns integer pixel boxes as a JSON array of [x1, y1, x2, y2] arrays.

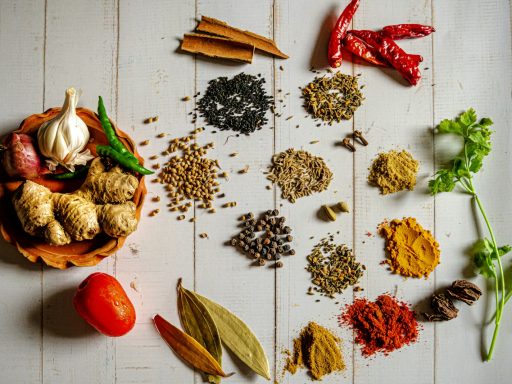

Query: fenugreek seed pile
[[267, 148, 332, 203], [158, 128, 224, 218], [306, 236, 364, 298], [302, 72, 364, 124]]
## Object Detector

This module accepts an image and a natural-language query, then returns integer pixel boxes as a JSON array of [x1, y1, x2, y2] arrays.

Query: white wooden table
[[1, 0, 511, 383]]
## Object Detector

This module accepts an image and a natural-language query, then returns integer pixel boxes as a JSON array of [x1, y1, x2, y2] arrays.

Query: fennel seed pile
[[267, 149, 332, 203], [302, 72, 364, 124]]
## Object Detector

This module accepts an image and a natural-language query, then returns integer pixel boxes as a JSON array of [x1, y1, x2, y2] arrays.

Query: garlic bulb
[[37, 88, 93, 171]]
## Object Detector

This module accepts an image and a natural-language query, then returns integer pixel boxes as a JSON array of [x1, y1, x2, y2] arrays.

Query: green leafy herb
[[429, 108, 510, 361]]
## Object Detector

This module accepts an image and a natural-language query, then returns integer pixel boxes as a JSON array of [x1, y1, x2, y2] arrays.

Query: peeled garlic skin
[[2, 133, 43, 179], [37, 88, 92, 171]]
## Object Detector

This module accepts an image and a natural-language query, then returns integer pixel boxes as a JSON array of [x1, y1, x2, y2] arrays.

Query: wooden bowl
[[0, 108, 147, 269]]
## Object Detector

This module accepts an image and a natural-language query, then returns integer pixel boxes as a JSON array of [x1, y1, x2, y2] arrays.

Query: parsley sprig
[[429, 108, 510, 361]]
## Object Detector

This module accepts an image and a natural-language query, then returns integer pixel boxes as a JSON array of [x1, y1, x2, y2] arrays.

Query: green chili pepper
[[96, 145, 153, 175], [51, 166, 90, 180], [97, 96, 139, 164]]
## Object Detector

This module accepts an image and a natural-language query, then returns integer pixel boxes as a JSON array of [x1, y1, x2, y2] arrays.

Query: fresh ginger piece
[[12, 181, 54, 236], [97, 202, 138, 238], [52, 194, 100, 241], [78, 158, 138, 204], [44, 220, 72, 245]]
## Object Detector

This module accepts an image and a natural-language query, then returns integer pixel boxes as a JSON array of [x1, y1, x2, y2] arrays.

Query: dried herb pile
[[157, 128, 224, 220], [306, 236, 364, 298], [285, 322, 345, 381], [231, 210, 295, 268], [368, 149, 419, 194], [302, 72, 364, 124], [340, 294, 419, 357], [197, 73, 273, 134], [267, 148, 332, 203]]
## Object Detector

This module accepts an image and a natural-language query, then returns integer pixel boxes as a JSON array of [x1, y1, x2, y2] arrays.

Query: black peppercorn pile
[[231, 210, 295, 268], [197, 73, 273, 135]]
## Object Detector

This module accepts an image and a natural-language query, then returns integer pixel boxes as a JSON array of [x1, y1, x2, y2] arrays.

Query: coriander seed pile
[[267, 148, 332, 203], [231, 210, 295, 268], [306, 236, 364, 298], [302, 72, 364, 124]]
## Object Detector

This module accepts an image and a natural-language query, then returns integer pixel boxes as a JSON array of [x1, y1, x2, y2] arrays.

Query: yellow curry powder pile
[[380, 217, 440, 278], [285, 322, 345, 381], [368, 150, 419, 194]]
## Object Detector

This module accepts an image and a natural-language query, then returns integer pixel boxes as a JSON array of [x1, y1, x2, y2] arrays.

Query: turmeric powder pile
[[380, 217, 440, 278], [368, 150, 419, 194], [285, 322, 345, 381]]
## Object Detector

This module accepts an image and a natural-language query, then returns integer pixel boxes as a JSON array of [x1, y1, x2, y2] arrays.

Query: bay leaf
[[178, 280, 222, 384], [184, 288, 271, 380], [153, 314, 232, 378]]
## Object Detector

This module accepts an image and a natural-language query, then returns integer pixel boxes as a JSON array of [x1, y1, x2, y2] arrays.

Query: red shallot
[[2, 133, 45, 179]]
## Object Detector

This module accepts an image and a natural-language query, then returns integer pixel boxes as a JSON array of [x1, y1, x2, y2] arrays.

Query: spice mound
[[302, 72, 364, 124], [267, 149, 332, 203], [306, 236, 364, 298], [380, 217, 440, 278], [231, 210, 294, 268], [368, 149, 419, 194], [340, 294, 419, 357], [285, 322, 345, 380], [197, 73, 273, 135]]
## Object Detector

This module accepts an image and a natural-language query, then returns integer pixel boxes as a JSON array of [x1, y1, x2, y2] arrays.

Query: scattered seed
[[140, 140, 150, 146]]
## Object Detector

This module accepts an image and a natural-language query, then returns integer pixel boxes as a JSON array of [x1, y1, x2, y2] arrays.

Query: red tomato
[[73, 272, 136, 337]]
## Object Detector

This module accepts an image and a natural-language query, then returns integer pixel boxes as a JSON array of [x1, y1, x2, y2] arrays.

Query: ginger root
[[12, 158, 140, 245]]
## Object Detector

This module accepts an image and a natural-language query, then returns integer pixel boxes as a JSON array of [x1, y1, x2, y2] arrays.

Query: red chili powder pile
[[339, 294, 419, 357]]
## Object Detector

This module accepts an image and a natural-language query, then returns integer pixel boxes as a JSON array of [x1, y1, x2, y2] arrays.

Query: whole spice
[[285, 322, 345, 380], [37, 88, 93, 171], [381, 24, 436, 39], [376, 37, 421, 85], [341, 138, 356, 152], [267, 149, 332, 203], [302, 72, 364, 124], [183, 286, 271, 380], [424, 280, 482, 321], [343, 33, 386, 67], [306, 237, 363, 298], [181, 33, 255, 64], [446, 280, 482, 305], [153, 314, 231, 378], [368, 149, 419, 194], [337, 201, 349, 213], [424, 293, 459, 321], [322, 205, 337, 221], [2, 133, 46, 179], [340, 294, 419, 356], [353, 130, 368, 146], [429, 109, 510, 360], [380, 218, 440, 278], [197, 73, 273, 135], [328, 0, 360, 68]]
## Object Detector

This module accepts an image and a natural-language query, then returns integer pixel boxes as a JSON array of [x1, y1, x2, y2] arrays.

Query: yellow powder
[[368, 150, 419, 194], [381, 217, 440, 278], [285, 322, 345, 381]]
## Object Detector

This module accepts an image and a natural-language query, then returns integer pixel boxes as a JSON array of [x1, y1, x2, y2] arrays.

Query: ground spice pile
[[340, 294, 419, 357], [267, 149, 332, 203], [368, 150, 419, 194], [157, 128, 223, 219], [197, 72, 273, 134], [302, 72, 364, 124], [285, 322, 345, 380], [306, 236, 364, 298], [380, 217, 440, 278]]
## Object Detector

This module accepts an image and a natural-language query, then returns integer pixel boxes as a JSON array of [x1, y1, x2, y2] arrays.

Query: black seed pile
[[197, 73, 273, 135], [231, 210, 295, 268]]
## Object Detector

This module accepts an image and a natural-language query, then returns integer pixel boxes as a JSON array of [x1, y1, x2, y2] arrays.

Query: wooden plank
[[274, 1, 356, 383], [114, 0, 196, 382], [193, 1, 277, 383], [41, 1, 118, 383], [352, 1, 435, 383], [0, 1, 45, 383], [433, 0, 512, 381]]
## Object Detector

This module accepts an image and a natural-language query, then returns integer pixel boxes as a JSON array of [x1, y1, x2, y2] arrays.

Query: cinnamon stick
[[181, 33, 254, 63], [197, 16, 288, 59]]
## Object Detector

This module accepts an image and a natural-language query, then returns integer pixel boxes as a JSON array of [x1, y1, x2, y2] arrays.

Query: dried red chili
[[328, 0, 360, 68], [340, 294, 419, 357], [376, 37, 421, 85], [382, 24, 435, 39], [343, 33, 386, 66]]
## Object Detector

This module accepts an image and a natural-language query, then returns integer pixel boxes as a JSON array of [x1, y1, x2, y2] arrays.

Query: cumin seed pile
[[267, 149, 333, 203]]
